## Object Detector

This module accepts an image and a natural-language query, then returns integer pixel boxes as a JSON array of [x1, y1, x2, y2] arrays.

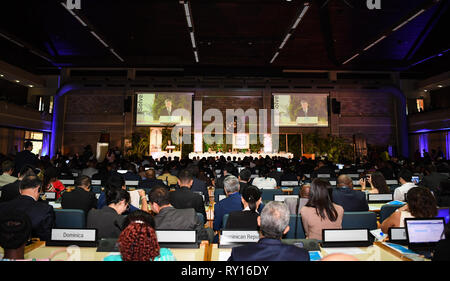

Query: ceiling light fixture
[[0, 32, 25, 48], [28, 85, 34, 88], [14, 80, 20, 83], [270, 2, 309, 64], [438, 85, 443, 88], [363, 35, 386, 51], [342, 53, 360, 65], [181, 1, 199, 63], [392, 9, 426, 31], [110, 49, 124, 62], [90, 31, 109, 47]]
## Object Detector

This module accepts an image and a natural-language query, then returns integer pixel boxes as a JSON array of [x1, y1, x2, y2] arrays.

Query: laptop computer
[[405, 218, 446, 253], [388, 227, 408, 245]]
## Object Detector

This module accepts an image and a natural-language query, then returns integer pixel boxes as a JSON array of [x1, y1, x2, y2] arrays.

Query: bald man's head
[[337, 175, 353, 188]]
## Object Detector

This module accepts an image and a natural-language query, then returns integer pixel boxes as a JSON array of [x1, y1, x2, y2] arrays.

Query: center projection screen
[[273, 93, 329, 127], [136, 92, 193, 126]]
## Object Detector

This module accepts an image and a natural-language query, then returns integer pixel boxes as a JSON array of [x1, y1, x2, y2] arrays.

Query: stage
[[188, 152, 294, 160]]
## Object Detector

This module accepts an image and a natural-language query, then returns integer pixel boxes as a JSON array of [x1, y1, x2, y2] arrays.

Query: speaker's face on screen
[[301, 101, 309, 111], [165, 99, 172, 108]]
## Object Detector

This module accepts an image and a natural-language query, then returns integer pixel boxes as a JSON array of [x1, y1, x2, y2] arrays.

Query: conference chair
[[222, 213, 229, 229], [261, 189, 283, 201], [91, 186, 102, 194], [196, 212, 206, 225], [379, 204, 405, 223], [285, 215, 306, 239], [342, 212, 377, 230], [54, 209, 86, 229]]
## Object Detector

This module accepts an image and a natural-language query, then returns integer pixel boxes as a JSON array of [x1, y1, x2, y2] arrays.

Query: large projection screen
[[273, 93, 329, 127], [136, 92, 192, 126]]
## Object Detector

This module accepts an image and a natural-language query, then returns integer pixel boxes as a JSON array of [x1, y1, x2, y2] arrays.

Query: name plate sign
[[91, 180, 101, 185], [156, 230, 196, 243], [368, 193, 393, 202], [274, 195, 298, 202], [281, 181, 299, 186], [51, 229, 97, 242], [44, 192, 56, 200], [125, 181, 139, 186], [60, 179, 74, 185], [220, 230, 259, 245]]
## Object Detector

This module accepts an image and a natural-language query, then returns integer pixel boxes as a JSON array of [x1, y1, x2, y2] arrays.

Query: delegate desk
[[18, 241, 209, 261], [210, 241, 412, 261]]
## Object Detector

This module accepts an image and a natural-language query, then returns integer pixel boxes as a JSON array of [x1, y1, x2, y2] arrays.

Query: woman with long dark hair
[[300, 179, 344, 240], [360, 172, 390, 194]]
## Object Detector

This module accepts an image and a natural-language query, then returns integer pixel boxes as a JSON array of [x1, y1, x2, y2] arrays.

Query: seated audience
[[301, 179, 344, 240], [149, 186, 212, 242], [169, 169, 207, 223], [157, 165, 178, 186], [0, 160, 17, 187], [42, 167, 65, 200], [87, 188, 130, 239], [238, 168, 252, 195], [104, 210, 176, 261], [81, 159, 98, 178], [214, 163, 235, 189], [437, 180, 450, 207], [225, 185, 262, 230], [228, 201, 309, 261], [332, 175, 369, 212], [0, 176, 55, 241], [97, 173, 148, 214], [0, 211, 32, 260], [0, 165, 35, 203], [393, 169, 417, 201], [139, 168, 165, 189], [381, 186, 437, 233], [252, 167, 277, 189], [285, 184, 310, 215], [188, 164, 210, 205], [61, 175, 97, 216], [13, 141, 38, 175], [360, 172, 391, 194], [121, 162, 140, 181], [213, 176, 243, 231], [420, 164, 448, 194]]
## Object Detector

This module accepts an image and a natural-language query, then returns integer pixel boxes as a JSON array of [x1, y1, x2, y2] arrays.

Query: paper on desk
[[322, 247, 366, 255], [219, 251, 231, 261], [370, 229, 385, 241], [128, 190, 140, 208]]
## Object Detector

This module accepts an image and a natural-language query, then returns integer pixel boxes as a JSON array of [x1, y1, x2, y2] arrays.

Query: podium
[[166, 145, 176, 153]]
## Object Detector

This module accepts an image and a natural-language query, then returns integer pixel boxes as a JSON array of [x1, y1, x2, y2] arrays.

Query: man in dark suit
[[61, 175, 97, 216], [0, 165, 35, 203], [169, 169, 207, 223], [149, 186, 213, 242], [332, 175, 369, 212], [139, 168, 165, 189], [159, 98, 175, 117], [214, 163, 235, 189], [228, 201, 310, 261], [188, 164, 210, 205], [0, 176, 55, 241], [13, 141, 38, 176], [420, 164, 448, 194]]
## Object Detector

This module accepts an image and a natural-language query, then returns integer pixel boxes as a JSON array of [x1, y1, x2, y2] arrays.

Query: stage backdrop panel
[[273, 93, 329, 127], [136, 92, 192, 126]]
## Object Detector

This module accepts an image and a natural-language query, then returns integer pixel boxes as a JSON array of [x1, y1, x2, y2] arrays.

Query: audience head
[[337, 175, 353, 189], [258, 201, 290, 240], [241, 185, 262, 213], [118, 214, 160, 261], [0, 211, 32, 259], [24, 141, 33, 151], [223, 175, 240, 195], [177, 169, 194, 188], [258, 167, 270, 178], [300, 184, 311, 199], [369, 172, 390, 194], [223, 163, 235, 176], [18, 165, 35, 179], [105, 173, 126, 191], [406, 186, 437, 218], [1, 160, 14, 175], [144, 168, 156, 179], [306, 178, 338, 222], [105, 188, 130, 215], [148, 186, 171, 213], [398, 169, 413, 184], [75, 175, 91, 191], [238, 168, 252, 183], [19, 176, 42, 200]]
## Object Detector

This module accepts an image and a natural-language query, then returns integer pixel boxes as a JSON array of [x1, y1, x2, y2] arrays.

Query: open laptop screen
[[405, 218, 445, 244]]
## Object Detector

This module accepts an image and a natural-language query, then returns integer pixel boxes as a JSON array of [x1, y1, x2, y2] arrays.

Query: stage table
[[189, 152, 294, 160]]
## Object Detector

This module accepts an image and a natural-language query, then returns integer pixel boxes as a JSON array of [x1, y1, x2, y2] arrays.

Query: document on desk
[[219, 251, 231, 261], [322, 247, 366, 255]]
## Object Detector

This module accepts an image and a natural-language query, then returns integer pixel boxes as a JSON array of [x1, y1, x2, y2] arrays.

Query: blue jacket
[[213, 192, 264, 231], [228, 238, 310, 261], [332, 187, 369, 212]]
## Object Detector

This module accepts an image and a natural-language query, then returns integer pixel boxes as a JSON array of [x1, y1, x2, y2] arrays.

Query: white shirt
[[252, 177, 277, 189], [393, 182, 417, 201]]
